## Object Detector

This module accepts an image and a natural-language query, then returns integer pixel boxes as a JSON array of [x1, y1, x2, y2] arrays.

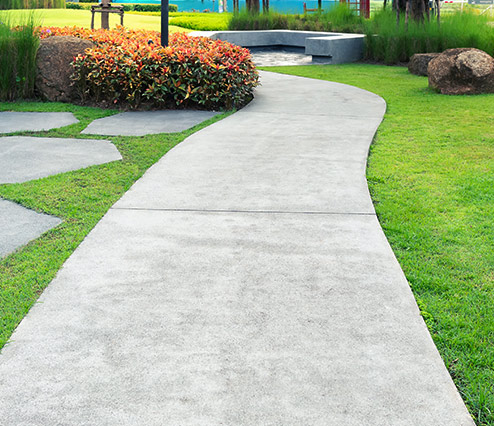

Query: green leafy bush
[[0, 13, 39, 100], [65, 2, 83, 8], [40, 26, 258, 109], [128, 3, 177, 12], [67, 2, 178, 11]]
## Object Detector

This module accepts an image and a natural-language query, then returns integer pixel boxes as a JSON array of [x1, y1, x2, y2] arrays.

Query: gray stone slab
[[0, 112, 78, 133], [0, 136, 122, 183], [0, 210, 474, 425], [114, 72, 386, 214], [0, 198, 61, 258], [81, 110, 220, 136]]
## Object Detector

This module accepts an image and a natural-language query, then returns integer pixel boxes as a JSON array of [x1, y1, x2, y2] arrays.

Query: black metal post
[[161, 0, 169, 46]]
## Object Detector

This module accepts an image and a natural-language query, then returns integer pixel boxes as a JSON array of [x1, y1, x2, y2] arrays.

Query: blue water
[[118, 0, 338, 13]]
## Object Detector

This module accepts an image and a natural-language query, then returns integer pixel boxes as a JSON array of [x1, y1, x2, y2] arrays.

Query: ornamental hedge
[[40, 26, 259, 109]]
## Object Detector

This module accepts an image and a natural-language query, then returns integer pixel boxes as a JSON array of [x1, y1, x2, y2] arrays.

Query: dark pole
[[161, 0, 169, 46]]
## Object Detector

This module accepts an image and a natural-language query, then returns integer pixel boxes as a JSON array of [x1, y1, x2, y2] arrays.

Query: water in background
[[117, 0, 338, 14]]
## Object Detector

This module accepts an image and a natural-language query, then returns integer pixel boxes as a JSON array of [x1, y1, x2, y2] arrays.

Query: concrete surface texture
[[190, 30, 365, 64], [0, 136, 122, 183], [249, 46, 333, 66], [81, 110, 220, 136], [0, 111, 78, 133], [0, 71, 475, 426], [0, 199, 61, 258]]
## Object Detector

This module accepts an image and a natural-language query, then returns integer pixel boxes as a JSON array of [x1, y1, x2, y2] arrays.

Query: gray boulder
[[36, 36, 93, 102], [408, 53, 440, 76], [428, 48, 494, 95]]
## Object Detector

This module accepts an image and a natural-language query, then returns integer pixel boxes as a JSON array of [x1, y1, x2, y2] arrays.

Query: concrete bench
[[189, 30, 365, 64]]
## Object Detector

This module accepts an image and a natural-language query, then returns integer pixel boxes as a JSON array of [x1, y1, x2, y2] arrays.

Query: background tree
[[391, 0, 440, 25], [245, 0, 260, 12]]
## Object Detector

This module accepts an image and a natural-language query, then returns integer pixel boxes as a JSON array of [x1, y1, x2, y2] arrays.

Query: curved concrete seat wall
[[190, 30, 365, 64]]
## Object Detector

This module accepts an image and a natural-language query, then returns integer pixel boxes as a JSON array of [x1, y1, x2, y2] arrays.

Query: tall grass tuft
[[0, 0, 65, 10], [364, 9, 494, 63], [0, 12, 39, 101], [229, 4, 362, 33]]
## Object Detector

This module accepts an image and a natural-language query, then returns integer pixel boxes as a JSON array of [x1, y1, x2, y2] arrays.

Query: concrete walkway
[[0, 71, 474, 425]]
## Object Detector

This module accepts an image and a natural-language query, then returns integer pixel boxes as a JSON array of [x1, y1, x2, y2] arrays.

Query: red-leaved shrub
[[39, 26, 259, 109]]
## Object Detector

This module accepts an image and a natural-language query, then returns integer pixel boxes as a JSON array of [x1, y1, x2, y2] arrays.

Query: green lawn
[[0, 101, 230, 351], [4, 8, 190, 32], [168, 12, 230, 30], [261, 64, 494, 426]]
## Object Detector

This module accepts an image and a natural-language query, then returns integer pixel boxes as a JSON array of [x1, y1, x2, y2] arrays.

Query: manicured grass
[[0, 101, 230, 350], [122, 12, 231, 31], [168, 12, 230, 31], [260, 64, 493, 425], [4, 9, 190, 32]]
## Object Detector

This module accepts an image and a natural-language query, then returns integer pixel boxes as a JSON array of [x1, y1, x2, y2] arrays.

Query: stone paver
[[81, 110, 220, 136], [0, 199, 61, 258], [0, 112, 78, 133], [0, 71, 475, 426], [0, 136, 122, 183]]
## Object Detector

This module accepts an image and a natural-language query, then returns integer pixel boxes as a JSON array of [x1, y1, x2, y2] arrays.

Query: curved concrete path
[[0, 71, 474, 426]]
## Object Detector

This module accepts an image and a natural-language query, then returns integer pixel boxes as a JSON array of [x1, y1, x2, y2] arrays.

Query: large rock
[[408, 53, 440, 76], [36, 36, 93, 102], [428, 48, 494, 95]]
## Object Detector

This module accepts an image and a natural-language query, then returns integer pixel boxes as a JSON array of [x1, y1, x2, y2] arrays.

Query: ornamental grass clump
[[40, 26, 259, 109], [364, 9, 494, 64], [0, 13, 39, 100]]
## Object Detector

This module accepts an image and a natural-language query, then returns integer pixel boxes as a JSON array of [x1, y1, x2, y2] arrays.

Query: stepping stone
[[0, 112, 78, 133], [0, 199, 61, 258], [81, 110, 220, 136], [0, 136, 122, 184]]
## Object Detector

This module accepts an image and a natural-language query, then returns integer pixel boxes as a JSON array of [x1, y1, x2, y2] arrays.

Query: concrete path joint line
[[110, 206, 378, 216], [241, 110, 385, 119]]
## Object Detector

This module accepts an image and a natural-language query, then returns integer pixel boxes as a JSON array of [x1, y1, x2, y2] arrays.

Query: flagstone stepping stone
[[0, 136, 122, 184], [0, 198, 61, 258], [81, 110, 220, 136], [0, 112, 78, 133]]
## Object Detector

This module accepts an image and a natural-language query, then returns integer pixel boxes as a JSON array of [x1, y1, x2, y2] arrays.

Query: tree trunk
[[246, 0, 260, 13], [396, 0, 440, 24], [405, 0, 410, 27]]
